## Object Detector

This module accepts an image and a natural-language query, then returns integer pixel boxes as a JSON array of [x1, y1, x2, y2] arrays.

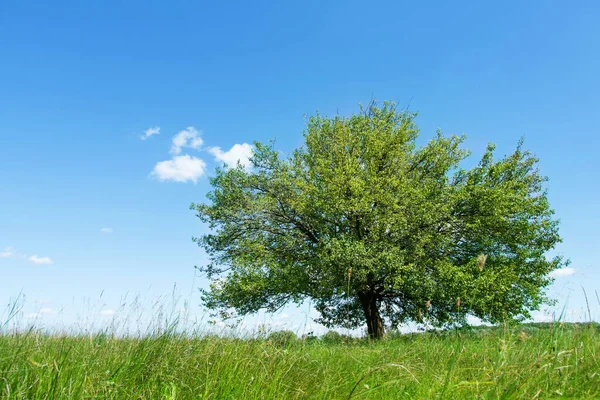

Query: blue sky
[[1, 1, 599, 333]]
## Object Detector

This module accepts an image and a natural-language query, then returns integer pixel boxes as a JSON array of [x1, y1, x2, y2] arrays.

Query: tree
[[191, 102, 565, 339]]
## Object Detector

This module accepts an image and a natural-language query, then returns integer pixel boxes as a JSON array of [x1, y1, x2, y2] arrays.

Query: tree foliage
[[192, 102, 565, 338]]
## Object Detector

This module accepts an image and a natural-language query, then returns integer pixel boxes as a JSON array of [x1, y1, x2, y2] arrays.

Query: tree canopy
[[192, 102, 565, 338]]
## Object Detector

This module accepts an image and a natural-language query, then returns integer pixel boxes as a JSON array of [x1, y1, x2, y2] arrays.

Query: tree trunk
[[358, 292, 384, 339]]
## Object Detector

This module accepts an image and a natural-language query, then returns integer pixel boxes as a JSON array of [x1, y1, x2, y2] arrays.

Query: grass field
[[1, 321, 599, 399]]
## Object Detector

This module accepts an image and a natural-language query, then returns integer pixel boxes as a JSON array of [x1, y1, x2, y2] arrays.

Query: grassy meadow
[[1, 319, 599, 399]]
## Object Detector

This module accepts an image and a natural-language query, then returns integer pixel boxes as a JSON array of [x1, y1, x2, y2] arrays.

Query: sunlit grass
[[1, 314, 599, 399]]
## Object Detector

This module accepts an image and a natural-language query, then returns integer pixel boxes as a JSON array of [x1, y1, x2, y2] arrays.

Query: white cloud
[[549, 267, 576, 278], [151, 155, 206, 183], [100, 228, 113, 233], [29, 255, 53, 265], [2, 248, 54, 265], [141, 126, 160, 140], [39, 308, 56, 315], [269, 320, 290, 329], [170, 127, 203, 155], [279, 313, 290, 319], [531, 313, 553, 323], [0, 247, 14, 258], [208, 143, 253, 170], [100, 309, 115, 316]]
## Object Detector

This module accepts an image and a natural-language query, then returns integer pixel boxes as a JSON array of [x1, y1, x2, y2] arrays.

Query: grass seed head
[[499, 339, 506, 351], [518, 331, 529, 342]]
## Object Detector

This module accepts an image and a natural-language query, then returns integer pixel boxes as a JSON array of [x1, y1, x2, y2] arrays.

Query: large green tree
[[192, 102, 565, 338]]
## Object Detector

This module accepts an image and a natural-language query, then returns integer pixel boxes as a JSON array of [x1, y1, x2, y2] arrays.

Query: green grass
[[1, 322, 599, 399]]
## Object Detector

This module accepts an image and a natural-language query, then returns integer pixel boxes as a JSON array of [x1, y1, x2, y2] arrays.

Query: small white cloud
[[531, 313, 553, 323], [100, 309, 115, 316], [279, 313, 290, 319], [25, 313, 41, 319], [0, 247, 14, 258], [549, 267, 576, 278], [151, 155, 206, 183], [270, 320, 289, 328], [141, 126, 160, 140], [39, 308, 56, 315], [208, 143, 253, 170], [170, 127, 203, 155], [100, 228, 113, 233], [29, 255, 53, 265]]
